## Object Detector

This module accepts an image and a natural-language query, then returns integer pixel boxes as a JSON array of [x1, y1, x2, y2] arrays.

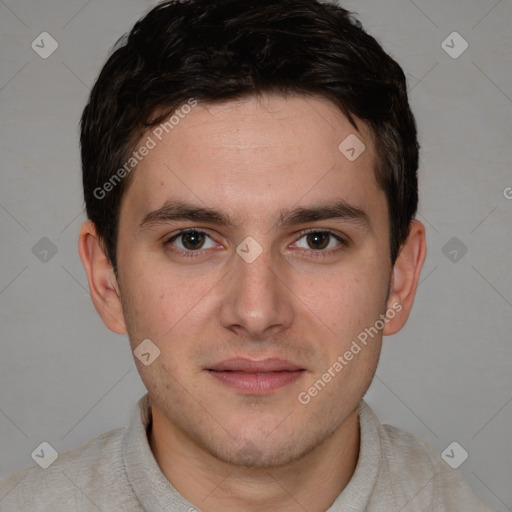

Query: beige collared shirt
[[0, 393, 497, 511]]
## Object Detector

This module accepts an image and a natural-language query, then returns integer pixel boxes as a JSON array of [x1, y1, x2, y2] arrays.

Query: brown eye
[[165, 229, 216, 253], [294, 230, 346, 252], [306, 232, 330, 250], [180, 230, 206, 250]]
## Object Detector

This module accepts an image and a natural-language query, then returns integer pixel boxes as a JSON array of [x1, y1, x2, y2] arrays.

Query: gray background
[[0, 0, 511, 509]]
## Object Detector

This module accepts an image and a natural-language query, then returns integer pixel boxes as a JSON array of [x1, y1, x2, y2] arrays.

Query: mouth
[[206, 358, 306, 394]]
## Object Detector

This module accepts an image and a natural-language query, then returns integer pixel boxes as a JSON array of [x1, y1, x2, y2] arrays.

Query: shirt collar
[[326, 400, 383, 510], [123, 393, 196, 511]]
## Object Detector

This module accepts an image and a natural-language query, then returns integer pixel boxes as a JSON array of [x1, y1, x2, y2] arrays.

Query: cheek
[[295, 266, 384, 340], [120, 259, 218, 357], [118, 256, 171, 343]]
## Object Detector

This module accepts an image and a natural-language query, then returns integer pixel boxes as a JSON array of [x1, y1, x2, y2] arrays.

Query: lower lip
[[206, 370, 305, 394]]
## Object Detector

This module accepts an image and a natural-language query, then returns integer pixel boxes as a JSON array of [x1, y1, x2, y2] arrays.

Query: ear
[[383, 220, 427, 336], [78, 220, 127, 334]]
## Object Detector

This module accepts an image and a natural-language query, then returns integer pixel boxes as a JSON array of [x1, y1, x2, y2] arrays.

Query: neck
[[148, 406, 360, 512]]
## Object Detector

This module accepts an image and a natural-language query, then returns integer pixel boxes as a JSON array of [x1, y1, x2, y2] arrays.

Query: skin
[[79, 93, 426, 512]]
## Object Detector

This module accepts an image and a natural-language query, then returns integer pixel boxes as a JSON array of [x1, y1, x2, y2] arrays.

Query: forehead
[[119, 94, 386, 231]]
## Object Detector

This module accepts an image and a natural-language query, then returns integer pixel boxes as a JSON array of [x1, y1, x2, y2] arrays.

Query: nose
[[218, 241, 294, 340]]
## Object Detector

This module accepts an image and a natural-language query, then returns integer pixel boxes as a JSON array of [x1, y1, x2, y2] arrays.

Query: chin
[[210, 440, 303, 469], [197, 425, 326, 470]]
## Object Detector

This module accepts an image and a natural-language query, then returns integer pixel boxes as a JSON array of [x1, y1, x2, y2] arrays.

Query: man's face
[[115, 94, 392, 467]]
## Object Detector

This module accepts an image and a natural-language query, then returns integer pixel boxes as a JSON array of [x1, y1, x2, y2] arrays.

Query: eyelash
[[163, 228, 347, 259]]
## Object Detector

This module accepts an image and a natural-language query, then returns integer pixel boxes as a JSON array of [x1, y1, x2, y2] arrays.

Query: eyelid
[[296, 227, 346, 241], [165, 227, 211, 240]]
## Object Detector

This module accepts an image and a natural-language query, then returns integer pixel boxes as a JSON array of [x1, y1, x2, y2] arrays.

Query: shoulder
[[0, 427, 131, 512], [376, 422, 496, 511]]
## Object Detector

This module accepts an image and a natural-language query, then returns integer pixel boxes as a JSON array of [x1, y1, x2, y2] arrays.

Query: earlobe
[[383, 220, 427, 336], [78, 220, 127, 334]]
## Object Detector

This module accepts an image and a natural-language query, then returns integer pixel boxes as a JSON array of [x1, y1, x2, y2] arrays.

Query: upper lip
[[207, 358, 304, 373]]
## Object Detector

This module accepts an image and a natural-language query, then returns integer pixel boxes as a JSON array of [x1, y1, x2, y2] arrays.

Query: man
[[0, 0, 497, 510]]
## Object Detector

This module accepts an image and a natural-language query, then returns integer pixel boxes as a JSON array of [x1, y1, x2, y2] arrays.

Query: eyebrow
[[137, 199, 372, 233]]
